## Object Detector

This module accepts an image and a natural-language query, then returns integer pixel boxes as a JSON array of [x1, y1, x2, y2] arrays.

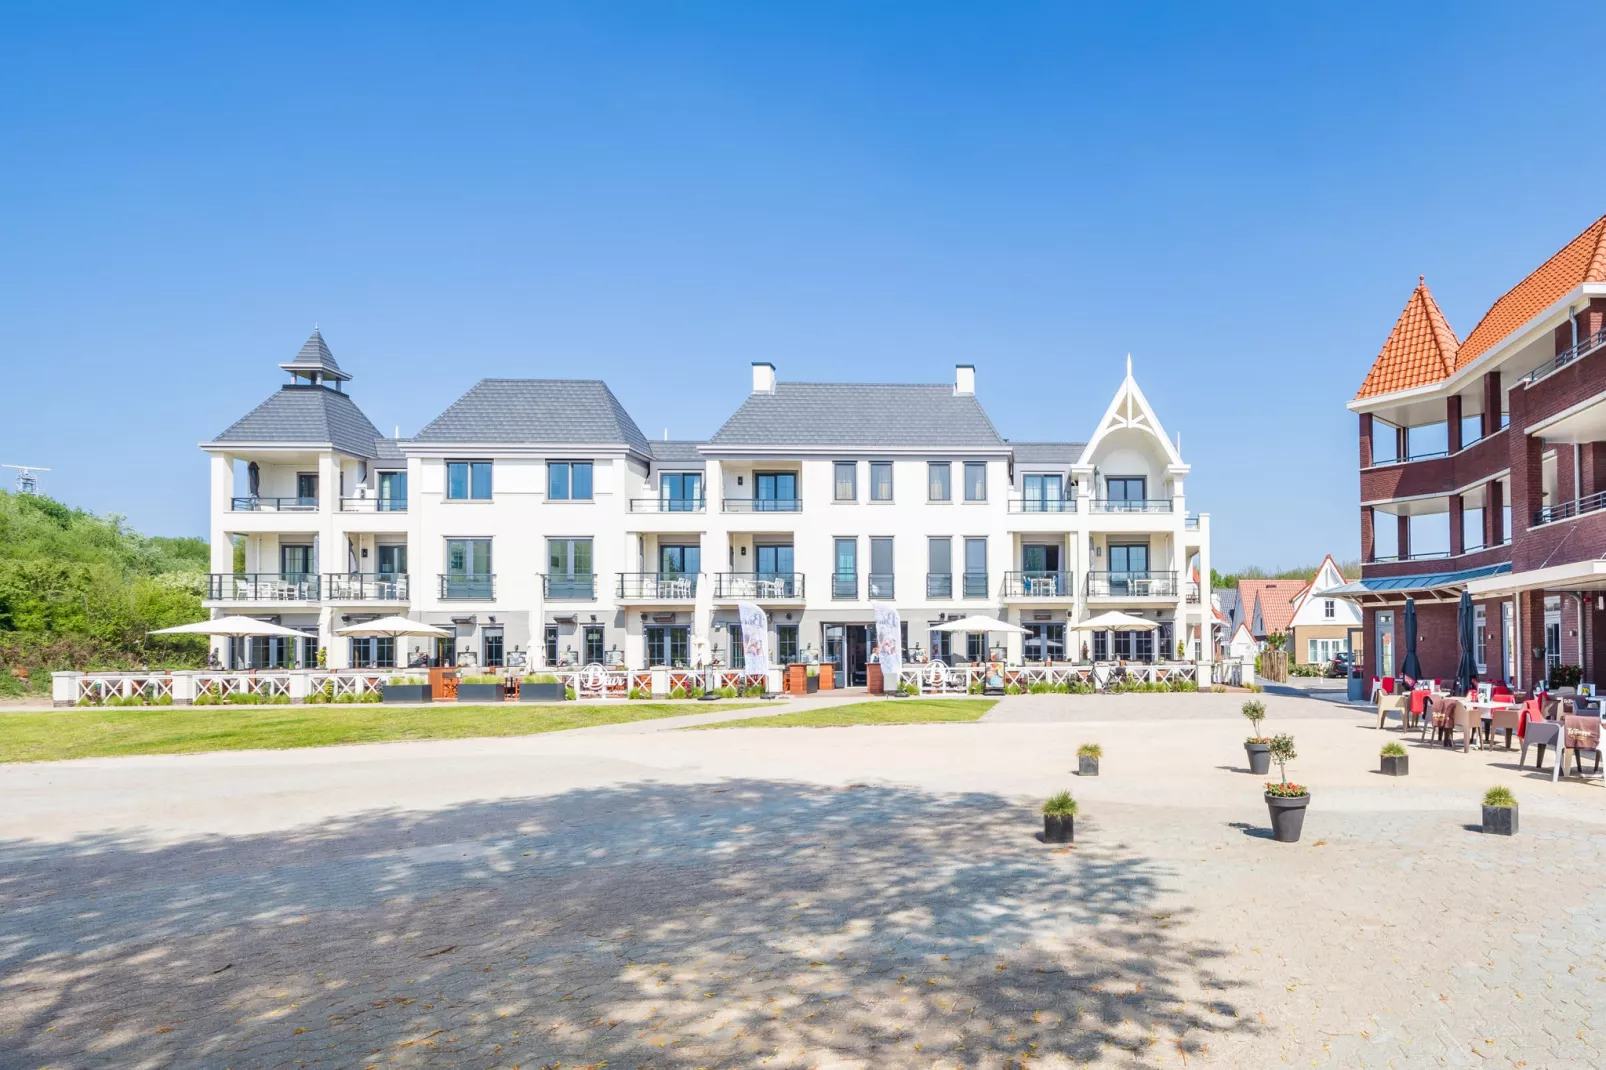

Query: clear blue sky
[[3, 2, 1601, 571]]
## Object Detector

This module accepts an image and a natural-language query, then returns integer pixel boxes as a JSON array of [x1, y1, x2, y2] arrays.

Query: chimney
[[954, 364, 975, 396], [752, 362, 776, 394]]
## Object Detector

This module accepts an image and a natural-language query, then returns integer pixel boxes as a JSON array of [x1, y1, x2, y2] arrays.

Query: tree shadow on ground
[[0, 780, 1252, 1068]]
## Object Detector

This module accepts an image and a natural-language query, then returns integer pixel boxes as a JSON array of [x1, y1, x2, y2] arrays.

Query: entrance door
[[823, 624, 871, 686], [1376, 611, 1394, 679]]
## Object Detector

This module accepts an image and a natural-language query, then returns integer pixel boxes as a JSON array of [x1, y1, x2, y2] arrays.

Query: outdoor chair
[[1376, 693, 1408, 730], [1409, 687, 1433, 726], [1517, 702, 1566, 780], [1488, 703, 1522, 750], [1564, 713, 1602, 779]]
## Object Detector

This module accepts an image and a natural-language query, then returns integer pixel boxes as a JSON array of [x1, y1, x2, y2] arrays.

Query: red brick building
[[1340, 212, 1606, 689]]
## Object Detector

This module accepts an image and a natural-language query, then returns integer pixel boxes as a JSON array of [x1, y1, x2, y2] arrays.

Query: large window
[[1106, 476, 1146, 502], [646, 626, 690, 667], [870, 462, 893, 501], [444, 538, 492, 598], [280, 543, 313, 579], [777, 624, 799, 664], [548, 461, 593, 501], [349, 636, 396, 668], [834, 462, 857, 501], [963, 537, 987, 596], [547, 538, 594, 597], [754, 471, 797, 510], [755, 543, 794, 579], [377, 470, 408, 510], [869, 537, 894, 597], [659, 544, 701, 575], [544, 625, 559, 666], [447, 461, 492, 500], [296, 472, 319, 505], [661, 472, 702, 510], [1024, 623, 1065, 662], [928, 462, 951, 502], [583, 625, 606, 665], [1022, 474, 1063, 511], [928, 536, 952, 597], [964, 462, 987, 501], [833, 537, 857, 598]]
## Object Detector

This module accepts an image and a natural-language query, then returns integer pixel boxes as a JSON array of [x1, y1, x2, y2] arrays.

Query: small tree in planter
[[1380, 740, 1408, 776], [1242, 699, 1271, 774], [1042, 791, 1078, 843], [1263, 733, 1309, 842], [1077, 743, 1102, 777], [1481, 786, 1518, 836]]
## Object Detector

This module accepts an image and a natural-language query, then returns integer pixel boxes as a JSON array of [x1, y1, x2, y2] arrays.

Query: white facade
[[203, 347, 1212, 679]]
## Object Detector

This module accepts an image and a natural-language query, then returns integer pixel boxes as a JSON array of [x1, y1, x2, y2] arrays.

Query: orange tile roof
[[1238, 579, 1304, 637], [1353, 276, 1460, 400], [1454, 212, 1606, 369]]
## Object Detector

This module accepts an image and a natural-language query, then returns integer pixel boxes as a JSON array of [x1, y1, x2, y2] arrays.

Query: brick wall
[[1359, 430, 1508, 503]]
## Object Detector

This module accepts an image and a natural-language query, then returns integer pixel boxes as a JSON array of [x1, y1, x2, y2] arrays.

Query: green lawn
[[689, 698, 996, 729], [0, 702, 761, 764]]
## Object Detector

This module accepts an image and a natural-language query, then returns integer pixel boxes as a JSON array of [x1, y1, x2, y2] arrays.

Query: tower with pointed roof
[[279, 328, 352, 390]]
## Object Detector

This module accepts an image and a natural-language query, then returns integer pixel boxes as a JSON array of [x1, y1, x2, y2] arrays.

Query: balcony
[[230, 496, 318, 512], [1186, 582, 1201, 604], [440, 574, 496, 600], [1085, 570, 1179, 598], [323, 573, 410, 601], [832, 572, 858, 599], [1368, 551, 1452, 564], [927, 573, 953, 598], [1003, 571, 1071, 598], [1521, 326, 1606, 387], [207, 573, 319, 601], [616, 572, 699, 600], [1185, 514, 1200, 531], [962, 571, 989, 598], [868, 573, 895, 599], [714, 573, 804, 600], [1535, 490, 1606, 527], [339, 497, 408, 512], [628, 497, 706, 513], [1007, 497, 1076, 513], [540, 574, 595, 600], [722, 497, 802, 513], [1090, 499, 1172, 514]]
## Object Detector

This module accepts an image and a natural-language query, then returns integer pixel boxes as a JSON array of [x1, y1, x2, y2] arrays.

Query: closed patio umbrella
[[1400, 597, 1422, 682], [1454, 588, 1478, 695]]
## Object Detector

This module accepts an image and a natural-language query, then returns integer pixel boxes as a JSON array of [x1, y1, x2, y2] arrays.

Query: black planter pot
[[1077, 756, 1099, 777], [1380, 754, 1408, 777], [1264, 791, 1310, 843], [519, 682, 567, 702], [806, 675, 820, 694], [381, 684, 431, 704], [1482, 804, 1518, 836], [457, 683, 506, 702], [1043, 814, 1075, 844], [1245, 742, 1271, 775]]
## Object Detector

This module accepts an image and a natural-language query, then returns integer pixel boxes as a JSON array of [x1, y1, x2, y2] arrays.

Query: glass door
[[377, 471, 407, 511], [834, 538, 858, 598], [1376, 610, 1394, 679], [659, 544, 700, 576], [661, 472, 703, 511], [1108, 544, 1148, 594], [1023, 474, 1063, 511], [755, 472, 796, 511]]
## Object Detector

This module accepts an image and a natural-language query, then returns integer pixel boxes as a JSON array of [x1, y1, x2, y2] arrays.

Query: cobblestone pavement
[[1, 702, 1603, 1068]]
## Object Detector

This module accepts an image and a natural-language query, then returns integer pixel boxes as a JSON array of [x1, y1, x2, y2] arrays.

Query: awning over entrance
[[1327, 562, 1511, 607], [1465, 558, 1606, 597]]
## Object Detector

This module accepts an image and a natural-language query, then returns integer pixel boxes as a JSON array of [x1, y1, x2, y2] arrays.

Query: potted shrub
[[1042, 791, 1077, 844], [1242, 699, 1271, 775], [382, 675, 431, 703], [457, 673, 506, 702], [1263, 733, 1309, 843], [805, 664, 821, 694], [519, 673, 566, 702], [1481, 786, 1518, 836], [1077, 743, 1101, 777], [1380, 740, 1408, 776]]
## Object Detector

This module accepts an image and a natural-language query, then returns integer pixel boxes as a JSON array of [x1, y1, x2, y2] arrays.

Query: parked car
[[1326, 652, 1354, 679]]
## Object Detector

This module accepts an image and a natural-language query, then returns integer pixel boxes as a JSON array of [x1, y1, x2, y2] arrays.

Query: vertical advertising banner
[[874, 602, 902, 685], [737, 602, 770, 676]]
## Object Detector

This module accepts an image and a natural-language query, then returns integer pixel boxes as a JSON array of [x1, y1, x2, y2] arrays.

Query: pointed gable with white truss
[[1074, 356, 1188, 474]]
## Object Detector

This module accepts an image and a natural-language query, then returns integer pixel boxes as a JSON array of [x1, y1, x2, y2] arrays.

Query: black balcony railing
[[628, 497, 706, 513], [1535, 490, 1606, 526], [832, 572, 858, 599], [1085, 571, 1179, 597], [1090, 499, 1173, 513], [868, 573, 895, 598], [322, 573, 410, 600], [1522, 326, 1606, 386], [616, 572, 700, 599], [722, 497, 803, 513], [207, 572, 320, 601], [927, 573, 953, 598], [1007, 497, 1077, 513], [339, 496, 408, 512], [540, 574, 595, 599], [230, 496, 318, 512], [1003, 571, 1071, 598], [1185, 514, 1200, 531], [714, 572, 803, 599], [440, 574, 496, 599], [962, 571, 989, 598]]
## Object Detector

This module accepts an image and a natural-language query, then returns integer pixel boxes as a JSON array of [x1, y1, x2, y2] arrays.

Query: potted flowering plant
[[1380, 740, 1408, 776], [1076, 743, 1101, 777], [1042, 791, 1077, 844], [1242, 699, 1271, 775], [1263, 733, 1309, 842], [1481, 786, 1517, 836]]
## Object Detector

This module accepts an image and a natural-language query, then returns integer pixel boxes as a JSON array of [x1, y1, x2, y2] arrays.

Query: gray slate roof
[[649, 440, 707, 468], [372, 437, 406, 462], [1008, 441, 1086, 464], [708, 383, 1003, 449], [1214, 588, 1241, 629], [278, 328, 350, 382], [410, 379, 651, 454], [211, 386, 384, 458]]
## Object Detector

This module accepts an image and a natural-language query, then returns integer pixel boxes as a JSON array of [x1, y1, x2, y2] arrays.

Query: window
[[1324, 599, 1335, 620], [544, 625, 558, 666], [547, 538, 594, 598], [482, 627, 504, 668], [869, 537, 894, 597], [548, 461, 593, 501], [661, 472, 702, 510], [833, 537, 857, 598], [966, 633, 986, 662], [928, 462, 951, 502], [755, 543, 794, 583], [296, 472, 319, 505], [377, 471, 407, 510], [777, 624, 799, 664], [444, 538, 492, 598], [754, 471, 797, 509], [446, 461, 492, 500], [1474, 605, 1487, 672], [280, 543, 313, 579], [376, 544, 407, 576], [834, 462, 857, 501], [1023, 474, 1063, 511], [1546, 621, 1561, 671], [349, 636, 396, 669], [1024, 623, 1065, 662], [659, 544, 701, 575], [963, 537, 987, 596], [963, 462, 987, 501], [647, 626, 690, 667], [928, 537, 952, 597], [583, 626, 605, 665], [1106, 477, 1146, 502], [726, 622, 745, 668], [870, 462, 893, 501], [1107, 543, 1150, 594]]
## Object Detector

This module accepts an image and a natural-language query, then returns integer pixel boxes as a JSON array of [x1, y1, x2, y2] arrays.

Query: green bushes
[[627, 686, 649, 700], [718, 685, 739, 699], [523, 673, 560, 685], [686, 684, 705, 699], [459, 674, 502, 685], [670, 685, 688, 699]]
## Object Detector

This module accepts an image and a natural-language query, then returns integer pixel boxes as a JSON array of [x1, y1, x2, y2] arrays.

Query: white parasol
[[335, 616, 452, 639], [149, 616, 308, 638], [930, 615, 1030, 635], [1070, 611, 1159, 631]]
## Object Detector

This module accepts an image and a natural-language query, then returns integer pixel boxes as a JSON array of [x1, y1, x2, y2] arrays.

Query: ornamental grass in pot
[[1042, 791, 1078, 844], [1242, 699, 1271, 775], [520, 673, 567, 701], [1076, 742, 1102, 777], [456, 674, 507, 702], [1380, 740, 1408, 777], [1481, 786, 1518, 836], [382, 675, 431, 703], [1263, 733, 1309, 843]]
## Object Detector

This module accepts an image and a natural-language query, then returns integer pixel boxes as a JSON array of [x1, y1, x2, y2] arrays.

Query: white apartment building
[[203, 332, 1212, 681]]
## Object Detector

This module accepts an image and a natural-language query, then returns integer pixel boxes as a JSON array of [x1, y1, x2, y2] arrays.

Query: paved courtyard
[[0, 692, 1602, 1068]]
